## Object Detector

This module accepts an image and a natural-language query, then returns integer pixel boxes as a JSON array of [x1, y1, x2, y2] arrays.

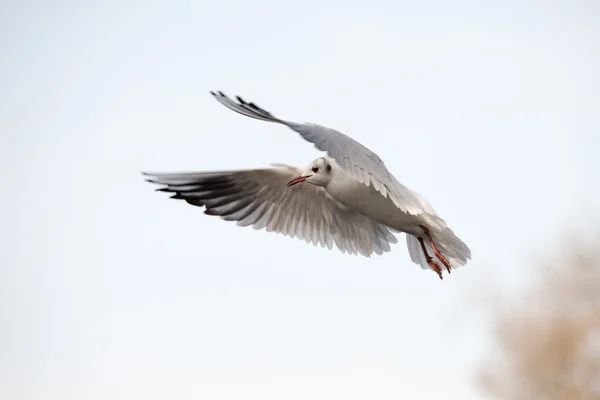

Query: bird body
[[143, 91, 471, 279], [318, 157, 422, 236]]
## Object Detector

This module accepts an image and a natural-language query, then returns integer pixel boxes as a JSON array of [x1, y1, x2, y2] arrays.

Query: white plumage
[[143, 91, 471, 279]]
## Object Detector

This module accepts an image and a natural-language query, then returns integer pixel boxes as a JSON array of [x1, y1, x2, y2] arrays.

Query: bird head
[[287, 157, 333, 188]]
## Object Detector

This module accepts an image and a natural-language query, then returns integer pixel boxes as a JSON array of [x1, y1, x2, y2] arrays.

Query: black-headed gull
[[143, 91, 471, 279]]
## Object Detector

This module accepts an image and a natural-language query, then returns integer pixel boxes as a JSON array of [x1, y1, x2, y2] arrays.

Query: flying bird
[[142, 91, 471, 279]]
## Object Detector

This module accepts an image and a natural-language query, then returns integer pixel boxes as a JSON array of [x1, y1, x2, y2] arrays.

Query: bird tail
[[405, 216, 471, 273]]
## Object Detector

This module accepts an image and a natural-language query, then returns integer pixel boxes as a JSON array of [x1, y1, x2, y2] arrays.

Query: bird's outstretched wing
[[211, 91, 436, 216], [143, 164, 398, 257]]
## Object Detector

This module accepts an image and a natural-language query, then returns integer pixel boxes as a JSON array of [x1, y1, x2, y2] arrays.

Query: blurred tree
[[478, 237, 600, 400]]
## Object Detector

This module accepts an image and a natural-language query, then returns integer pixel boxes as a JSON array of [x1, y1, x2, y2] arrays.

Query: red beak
[[287, 175, 308, 187]]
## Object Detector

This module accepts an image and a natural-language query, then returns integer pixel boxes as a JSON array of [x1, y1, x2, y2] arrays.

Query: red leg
[[420, 225, 452, 274], [418, 237, 443, 280]]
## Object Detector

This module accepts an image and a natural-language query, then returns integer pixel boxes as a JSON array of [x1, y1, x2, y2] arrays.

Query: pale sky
[[1, 1, 599, 399]]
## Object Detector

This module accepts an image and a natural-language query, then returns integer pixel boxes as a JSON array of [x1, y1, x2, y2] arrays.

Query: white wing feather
[[211, 91, 435, 216], [143, 165, 398, 257]]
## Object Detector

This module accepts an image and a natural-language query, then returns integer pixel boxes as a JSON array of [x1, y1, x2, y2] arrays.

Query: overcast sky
[[2, 0, 599, 399]]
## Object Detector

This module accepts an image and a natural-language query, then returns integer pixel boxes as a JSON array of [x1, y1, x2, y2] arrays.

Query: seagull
[[142, 91, 471, 279]]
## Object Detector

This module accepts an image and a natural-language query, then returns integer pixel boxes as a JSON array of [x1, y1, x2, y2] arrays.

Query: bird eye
[[312, 166, 319, 173]]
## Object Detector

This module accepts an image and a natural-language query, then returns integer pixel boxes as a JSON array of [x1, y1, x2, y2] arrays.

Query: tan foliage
[[478, 238, 600, 400]]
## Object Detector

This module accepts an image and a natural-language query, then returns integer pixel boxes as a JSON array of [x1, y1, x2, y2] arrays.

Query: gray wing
[[211, 91, 437, 216], [143, 164, 398, 257]]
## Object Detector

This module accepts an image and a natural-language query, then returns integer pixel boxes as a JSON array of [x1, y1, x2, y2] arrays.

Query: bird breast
[[324, 170, 423, 235]]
